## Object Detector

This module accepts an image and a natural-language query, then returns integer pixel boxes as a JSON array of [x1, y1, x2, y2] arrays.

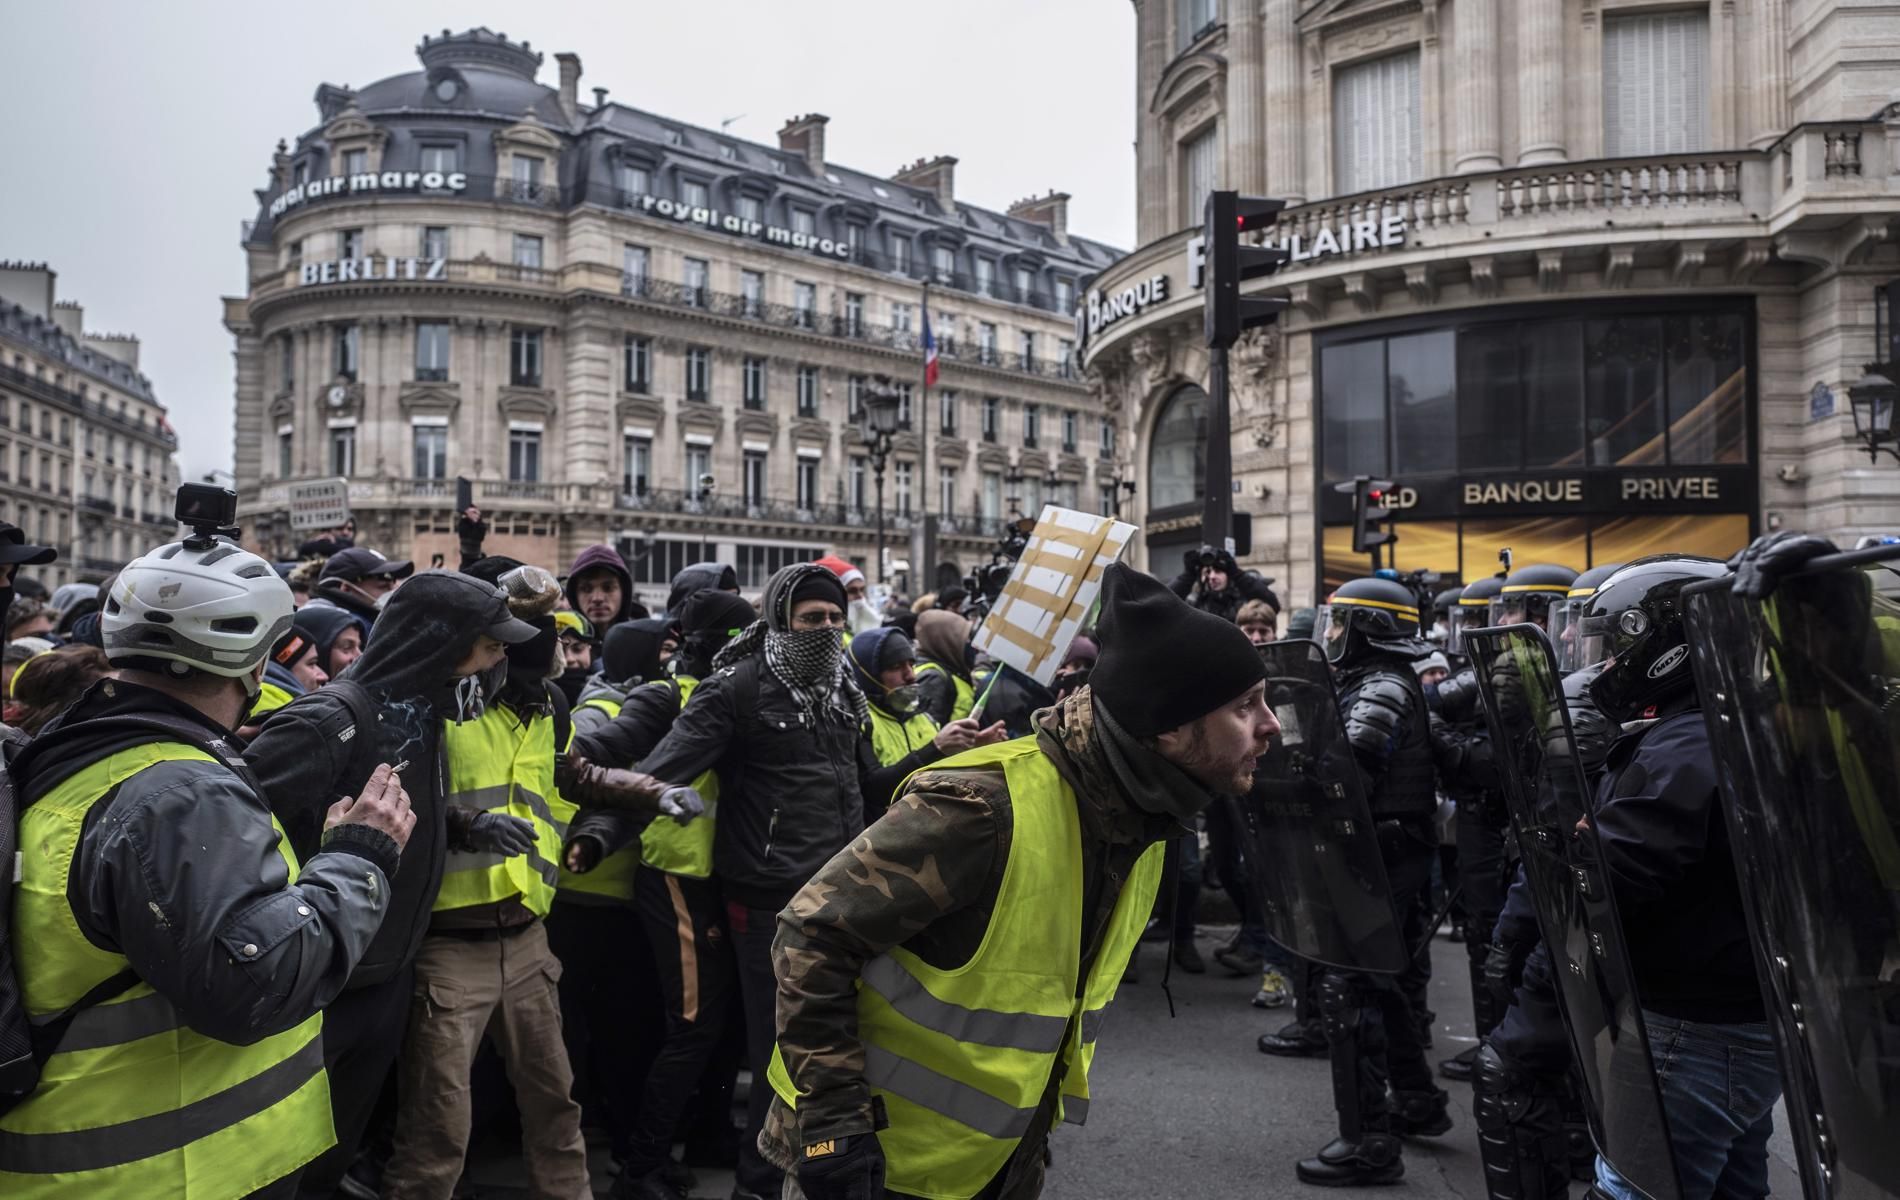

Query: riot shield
[[1684, 547, 1900, 1200], [1467, 625, 1681, 1200], [1238, 639, 1408, 975]]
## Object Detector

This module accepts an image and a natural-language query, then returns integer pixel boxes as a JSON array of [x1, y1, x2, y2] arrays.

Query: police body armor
[[1467, 624, 1682, 1200], [1684, 545, 1900, 1200], [1338, 661, 1438, 821]]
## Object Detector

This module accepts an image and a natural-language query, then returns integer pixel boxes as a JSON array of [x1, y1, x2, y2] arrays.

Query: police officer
[[1297, 575, 1452, 1186], [2, 531, 415, 1199]]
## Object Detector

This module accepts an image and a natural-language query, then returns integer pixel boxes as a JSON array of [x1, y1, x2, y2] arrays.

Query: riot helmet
[[1492, 563, 1579, 629], [1580, 555, 1729, 724], [1430, 585, 1465, 645], [1553, 562, 1625, 673], [1315, 576, 1422, 664], [1447, 575, 1503, 656]]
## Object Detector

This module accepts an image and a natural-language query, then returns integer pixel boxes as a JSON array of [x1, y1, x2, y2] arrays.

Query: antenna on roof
[[720, 113, 746, 132]]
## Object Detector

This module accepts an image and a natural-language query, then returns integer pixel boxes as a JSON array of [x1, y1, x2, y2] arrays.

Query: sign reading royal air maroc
[[270, 171, 469, 219], [634, 195, 852, 260]]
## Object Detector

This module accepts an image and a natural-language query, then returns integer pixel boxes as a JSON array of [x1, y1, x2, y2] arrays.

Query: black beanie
[[681, 588, 758, 637], [788, 569, 847, 614], [1090, 563, 1268, 738]]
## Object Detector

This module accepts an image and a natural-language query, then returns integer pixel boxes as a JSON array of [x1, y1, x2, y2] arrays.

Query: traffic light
[[1203, 191, 1291, 349], [1350, 477, 1398, 558]]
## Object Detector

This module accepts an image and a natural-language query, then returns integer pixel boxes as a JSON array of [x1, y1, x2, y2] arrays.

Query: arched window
[[1147, 385, 1207, 510]]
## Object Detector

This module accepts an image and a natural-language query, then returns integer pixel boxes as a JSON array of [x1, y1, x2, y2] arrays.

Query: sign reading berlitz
[[299, 257, 446, 286]]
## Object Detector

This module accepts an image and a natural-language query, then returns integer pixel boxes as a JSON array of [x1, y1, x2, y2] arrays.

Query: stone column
[[1516, 0, 1566, 164], [229, 322, 264, 491], [1454, 0, 1502, 173], [1134, 0, 1172, 241], [1263, 0, 1305, 202], [562, 311, 615, 493], [1750, 0, 1788, 148], [1227, 0, 1267, 194]]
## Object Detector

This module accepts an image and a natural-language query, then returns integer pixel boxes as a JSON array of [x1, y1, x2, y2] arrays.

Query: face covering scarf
[[765, 626, 868, 727]]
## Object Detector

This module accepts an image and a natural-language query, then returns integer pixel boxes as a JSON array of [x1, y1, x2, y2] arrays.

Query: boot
[[1295, 1134, 1404, 1186], [1393, 1087, 1454, 1138], [1439, 1043, 1480, 1082], [1172, 939, 1206, 974], [1257, 1019, 1327, 1057], [1215, 943, 1265, 977]]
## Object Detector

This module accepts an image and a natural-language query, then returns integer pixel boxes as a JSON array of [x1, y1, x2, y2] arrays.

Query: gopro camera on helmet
[[175, 483, 241, 548]]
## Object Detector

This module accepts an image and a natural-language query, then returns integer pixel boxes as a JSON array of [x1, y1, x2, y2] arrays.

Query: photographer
[[1169, 544, 1280, 625]]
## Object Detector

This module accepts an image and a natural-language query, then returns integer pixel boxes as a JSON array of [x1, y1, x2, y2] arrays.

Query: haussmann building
[[1082, 0, 1900, 604], [226, 27, 1124, 602]]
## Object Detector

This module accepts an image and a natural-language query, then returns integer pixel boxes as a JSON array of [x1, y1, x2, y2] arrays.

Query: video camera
[[176, 483, 241, 549], [964, 516, 1036, 621]]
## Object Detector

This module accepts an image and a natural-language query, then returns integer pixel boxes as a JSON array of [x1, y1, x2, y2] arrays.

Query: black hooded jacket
[[665, 561, 738, 615], [244, 571, 505, 987], [604, 618, 671, 686]]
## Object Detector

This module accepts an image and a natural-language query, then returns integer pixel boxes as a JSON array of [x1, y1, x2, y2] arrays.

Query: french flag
[[922, 308, 940, 388]]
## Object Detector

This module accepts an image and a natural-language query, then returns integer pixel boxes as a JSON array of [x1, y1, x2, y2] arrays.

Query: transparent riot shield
[[1466, 625, 1681, 1200], [1684, 547, 1900, 1200], [1238, 639, 1407, 975]]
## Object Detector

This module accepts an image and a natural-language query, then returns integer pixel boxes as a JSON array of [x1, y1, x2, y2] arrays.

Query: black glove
[[1483, 938, 1532, 1016], [563, 836, 602, 873], [467, 813, 537, 856], [1728, 531, 1838, 600], [797, 1134, 886, 1200], [1182, 548, 1203, 576]]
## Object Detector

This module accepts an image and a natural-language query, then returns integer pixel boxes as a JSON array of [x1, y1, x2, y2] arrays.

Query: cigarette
[[391, 760, 410, 775]]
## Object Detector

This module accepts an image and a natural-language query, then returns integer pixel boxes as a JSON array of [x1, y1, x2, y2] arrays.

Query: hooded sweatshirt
[[292, 604, 360, 677], [665, 561, 739, 616], [245, 570, 511, 986], [565, 544, 641, 627]]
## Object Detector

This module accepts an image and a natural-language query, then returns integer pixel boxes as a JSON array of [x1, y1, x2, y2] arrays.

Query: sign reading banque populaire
[[635, 195, 852, 260], [270, 171, 470, 219]]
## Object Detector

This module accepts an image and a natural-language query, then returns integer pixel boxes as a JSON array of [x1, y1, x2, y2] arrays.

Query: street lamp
[[861, 381, 902, 583], [1107, 461, 1138, 519], [1849, 369, 1900, 463]]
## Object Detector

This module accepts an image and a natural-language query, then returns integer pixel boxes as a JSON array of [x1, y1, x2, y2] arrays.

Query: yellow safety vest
[[866, 703, 939, 771], [767, 737, 1164, 1200], [639, 676, 721, 879], [0, 743, 333, 1198], [251, 681, 294, 720], [916, 660, 974, 722], [437, 705, 576, 919], [554, 696, 642, 906]]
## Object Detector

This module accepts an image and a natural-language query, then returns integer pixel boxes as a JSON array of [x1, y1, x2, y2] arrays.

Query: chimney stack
[[271, 138, 293, 188], [777, 114, 830, 176], [52, 302, 84, 341], [893, 156, 959, 215], [555, 53, 582, 123], [1007, 191, 1072, 244], [592, 86, 609, 110]]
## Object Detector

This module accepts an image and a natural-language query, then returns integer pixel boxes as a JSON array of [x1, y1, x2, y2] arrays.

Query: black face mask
[[556, 664, 589, 706]]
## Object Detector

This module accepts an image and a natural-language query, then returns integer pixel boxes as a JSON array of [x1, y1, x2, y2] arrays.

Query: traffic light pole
[[1202, 344, 1233, 554]]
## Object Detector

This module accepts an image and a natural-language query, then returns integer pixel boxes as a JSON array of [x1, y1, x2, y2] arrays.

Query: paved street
[[466, 924, 1804, 1199]]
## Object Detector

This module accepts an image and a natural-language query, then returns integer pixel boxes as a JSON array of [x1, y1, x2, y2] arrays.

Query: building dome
[[416, 27, 543, 80]]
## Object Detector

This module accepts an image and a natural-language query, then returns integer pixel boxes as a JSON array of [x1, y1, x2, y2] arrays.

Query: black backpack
[[0, 712, 258, 1116]]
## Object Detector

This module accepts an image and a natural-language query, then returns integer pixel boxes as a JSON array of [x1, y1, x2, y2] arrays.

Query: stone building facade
[[1085, 0, 1900, 606], [0, 263, 182, 589], [225, 29, 1122, 603]]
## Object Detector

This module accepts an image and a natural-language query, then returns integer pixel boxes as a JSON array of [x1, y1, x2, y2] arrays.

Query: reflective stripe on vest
[[767, 737, 1164, 1200], [638, 676, 720, 879], [555, 697, 641, 905], [0, 742, 333, 1197], [916, 661, 975, 723], [866, 704, 940, 771], [251, 681, 294, 720], [438, 706, 576, 919]]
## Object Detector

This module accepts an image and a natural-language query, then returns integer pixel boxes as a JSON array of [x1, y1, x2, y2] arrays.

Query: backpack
[[0, 711, 259, 1116]]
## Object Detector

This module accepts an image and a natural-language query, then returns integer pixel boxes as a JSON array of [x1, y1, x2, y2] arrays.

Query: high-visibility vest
[[1, 743, 334, 1198], [437, 705, 576, 919], [767, 737, 1164, 1200], [916, 660, 974, 722], [251, 681, 294, 720], [555, 695, 642, 906], [865, 702, 939, 771], [638, 676, 720, 879]]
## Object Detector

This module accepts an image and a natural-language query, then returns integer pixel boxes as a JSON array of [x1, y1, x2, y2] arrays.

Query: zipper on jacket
[[762, 806, 780, 864]]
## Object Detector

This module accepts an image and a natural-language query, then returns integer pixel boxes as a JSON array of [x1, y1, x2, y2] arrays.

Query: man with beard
[[635, 564, 869, 1200], [760, 565, 1278, 1200]]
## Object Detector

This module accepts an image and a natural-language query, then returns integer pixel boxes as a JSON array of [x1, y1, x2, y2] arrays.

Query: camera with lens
[[963, 516, 1036, 620], [176, 483, 241, 549]]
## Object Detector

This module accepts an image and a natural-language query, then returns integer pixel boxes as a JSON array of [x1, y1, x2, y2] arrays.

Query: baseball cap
[[319, 547, 414, 583], [482, 590, 542, 645], [0, 521, 57, 567]]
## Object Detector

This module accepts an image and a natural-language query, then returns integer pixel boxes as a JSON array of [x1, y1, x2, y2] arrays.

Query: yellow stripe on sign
[[1502, 583, 1571, 594], [1331, 595, 1420, 617]]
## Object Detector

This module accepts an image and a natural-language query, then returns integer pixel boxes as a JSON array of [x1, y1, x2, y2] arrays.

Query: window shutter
[[1603, 10, 1709, 156]]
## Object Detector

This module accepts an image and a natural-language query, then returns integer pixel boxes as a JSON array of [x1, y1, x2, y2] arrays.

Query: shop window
[[1387, 332, 1455, 477], [1585, 318, 1666, 466], [1321, 342, 1387, 479], [1662, 314, 1747, 464], [1333, 50, 1421, 193], [1148, 385, 1207, 510], [1522, 323, 1586, 469], [1590, 513, 1750, 564], [1603, 11, 1709, 157]]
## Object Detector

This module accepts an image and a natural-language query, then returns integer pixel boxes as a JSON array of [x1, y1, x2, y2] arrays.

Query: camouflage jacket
[[762, 686, 1177, 1198]]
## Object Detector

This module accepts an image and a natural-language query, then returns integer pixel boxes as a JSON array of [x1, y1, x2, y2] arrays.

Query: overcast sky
[[0, 0, 1136, 483]]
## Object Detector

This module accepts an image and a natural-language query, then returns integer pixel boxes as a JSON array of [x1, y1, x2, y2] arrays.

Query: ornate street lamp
[[861, 382, 902, 582], [1107, 461, 1138, 519], [1849, 369, 1900, 463]]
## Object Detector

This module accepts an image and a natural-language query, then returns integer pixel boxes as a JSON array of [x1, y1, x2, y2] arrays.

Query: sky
[[0, 0, 1137, 484]]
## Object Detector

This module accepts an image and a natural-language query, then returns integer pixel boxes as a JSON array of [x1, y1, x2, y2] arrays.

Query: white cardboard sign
[[971, 505, 1138, 686]]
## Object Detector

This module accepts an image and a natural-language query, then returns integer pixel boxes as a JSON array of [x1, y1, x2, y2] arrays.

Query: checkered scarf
[[713, 563, 867, 727]]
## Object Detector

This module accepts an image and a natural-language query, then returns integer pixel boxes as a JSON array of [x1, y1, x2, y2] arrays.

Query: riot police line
[[1238, 534, 1900, 1200]]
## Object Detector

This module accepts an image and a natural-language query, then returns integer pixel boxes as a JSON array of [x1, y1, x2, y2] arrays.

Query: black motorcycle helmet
[[1580, 555, 1729, 724], [1557, 663, 1616, 778], [1317, 576, 1422, 663], [1553, 562, 1625, 673], [1447, 575, 1504, 656], [1492, 563, 1580, 630]]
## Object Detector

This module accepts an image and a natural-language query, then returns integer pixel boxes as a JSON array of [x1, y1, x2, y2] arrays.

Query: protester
[[308, 546, 413, 638], [850, 626, 1003, 817], [5, 642, 110, 734], [913, 607, 977, 724], [1168, 544, 1281, 624], [567, 542, 647, 628], [292, 602, 364, 679], [1236, 597, 1277, 646], [5, 597, 54, 642], [664, 560, 740, 615], [554, 609, 599, 706]]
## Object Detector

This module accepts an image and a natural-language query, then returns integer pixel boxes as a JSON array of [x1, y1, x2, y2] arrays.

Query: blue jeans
[[1595, 1014, 1781, 1200]]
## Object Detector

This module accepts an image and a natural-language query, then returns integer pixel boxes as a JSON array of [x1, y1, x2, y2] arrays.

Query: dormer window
[[342, 149, 368, 175], [738, 195, 764, 224], [719, 144, 737, 160], [433, 77, 460, 102], [665, 128, 683, 146], [680, 178, 710, 209]]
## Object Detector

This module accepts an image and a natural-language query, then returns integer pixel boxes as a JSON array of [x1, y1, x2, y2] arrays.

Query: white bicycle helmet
[[103, 538, 295, 693]]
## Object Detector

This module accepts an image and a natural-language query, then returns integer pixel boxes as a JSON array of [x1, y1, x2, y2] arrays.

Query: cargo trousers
[[381, 920, 592, 1200]]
